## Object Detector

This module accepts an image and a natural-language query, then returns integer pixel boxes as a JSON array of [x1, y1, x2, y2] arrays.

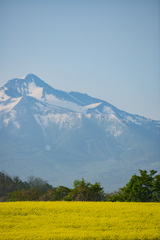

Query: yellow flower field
[[0, 202, 160, 240]]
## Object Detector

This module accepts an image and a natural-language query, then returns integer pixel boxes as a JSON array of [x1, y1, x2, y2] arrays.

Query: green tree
[[8, 188, 42, 201], [108, 170, 160, 202], [0, 171, 13, 197], [27, 175, 53, 192], [65, 178, 105, 201], [39, 186, 71, 201], [0, 172, 54, 201], [0, 171, 27, 199]]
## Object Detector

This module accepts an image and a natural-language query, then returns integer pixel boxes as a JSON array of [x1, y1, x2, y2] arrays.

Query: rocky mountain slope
[[0, 74, 159, 191]]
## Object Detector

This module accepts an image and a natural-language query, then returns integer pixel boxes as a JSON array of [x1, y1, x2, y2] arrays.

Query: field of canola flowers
[[0, 202, 160, 240]]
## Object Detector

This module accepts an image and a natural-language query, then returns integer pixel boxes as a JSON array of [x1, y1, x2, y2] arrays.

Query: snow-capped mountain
[[0, 74, 160, 191]]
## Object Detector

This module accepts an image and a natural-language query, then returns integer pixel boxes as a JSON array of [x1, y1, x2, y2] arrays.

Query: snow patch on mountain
[[0, 97, 22, 112], [34, 113, 76, 130], [85, 114, 92, 119], [46, 113, 75, 127], [0, 88, 10, 102], [95, 113, 121, 123], [85, 102, 102, 109], [34, 114, 48, 128], [21, 75, 27, 79], [45, 94, 60, 102], [134, 121, 142, 125], [3, 118, 10, 125], [14, 121, 20, 129], [103, 106, 115, 114], [3, 110, 17, 126], [76, 113, 82, 119], [108, 114, 126, 127], [35, 102, 49, 111], [34, 114, 50, 150], [42, 96, 85, 113], [34, 112, 78, 149], [28, 82, 43, 99], [124, 116, 142, 125], [105, 126, 122, 137]]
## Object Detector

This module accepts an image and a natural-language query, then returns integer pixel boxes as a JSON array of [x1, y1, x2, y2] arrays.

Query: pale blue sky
[[0, 0, 160, 120]]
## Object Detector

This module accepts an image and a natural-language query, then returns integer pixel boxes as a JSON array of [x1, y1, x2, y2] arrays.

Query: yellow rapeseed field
[[0, 202, 160, 240]]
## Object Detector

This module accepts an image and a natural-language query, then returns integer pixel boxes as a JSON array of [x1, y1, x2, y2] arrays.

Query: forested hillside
[[0, 170, 159, 202]]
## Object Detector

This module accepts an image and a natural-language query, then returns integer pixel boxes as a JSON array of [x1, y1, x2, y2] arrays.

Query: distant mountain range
[[0, 74, 160, 191]]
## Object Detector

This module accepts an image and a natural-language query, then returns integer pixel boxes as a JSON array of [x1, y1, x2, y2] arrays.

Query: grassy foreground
[[0, 202, 160, 240]]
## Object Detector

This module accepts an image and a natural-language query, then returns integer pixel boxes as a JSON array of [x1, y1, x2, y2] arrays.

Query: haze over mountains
[[0, 74, 159, 191]]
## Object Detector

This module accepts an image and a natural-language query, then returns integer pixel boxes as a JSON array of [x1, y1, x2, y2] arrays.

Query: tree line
[[0, 169, 159, 202]]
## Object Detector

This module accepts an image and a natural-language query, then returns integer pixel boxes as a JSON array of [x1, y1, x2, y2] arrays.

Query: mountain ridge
[[0, 74, 159, 191]]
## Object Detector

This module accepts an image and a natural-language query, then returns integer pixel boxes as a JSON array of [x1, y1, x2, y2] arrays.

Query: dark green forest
[[0, 170, 160, 202]]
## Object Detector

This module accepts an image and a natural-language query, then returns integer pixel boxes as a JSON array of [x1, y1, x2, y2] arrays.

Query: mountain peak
[[21, 74, 44, 83], [3, 74, 47, 98], [21, 73, 37, 79]]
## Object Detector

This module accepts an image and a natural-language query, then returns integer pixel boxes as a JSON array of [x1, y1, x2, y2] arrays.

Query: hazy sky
[[0, 0, 160, 120]]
